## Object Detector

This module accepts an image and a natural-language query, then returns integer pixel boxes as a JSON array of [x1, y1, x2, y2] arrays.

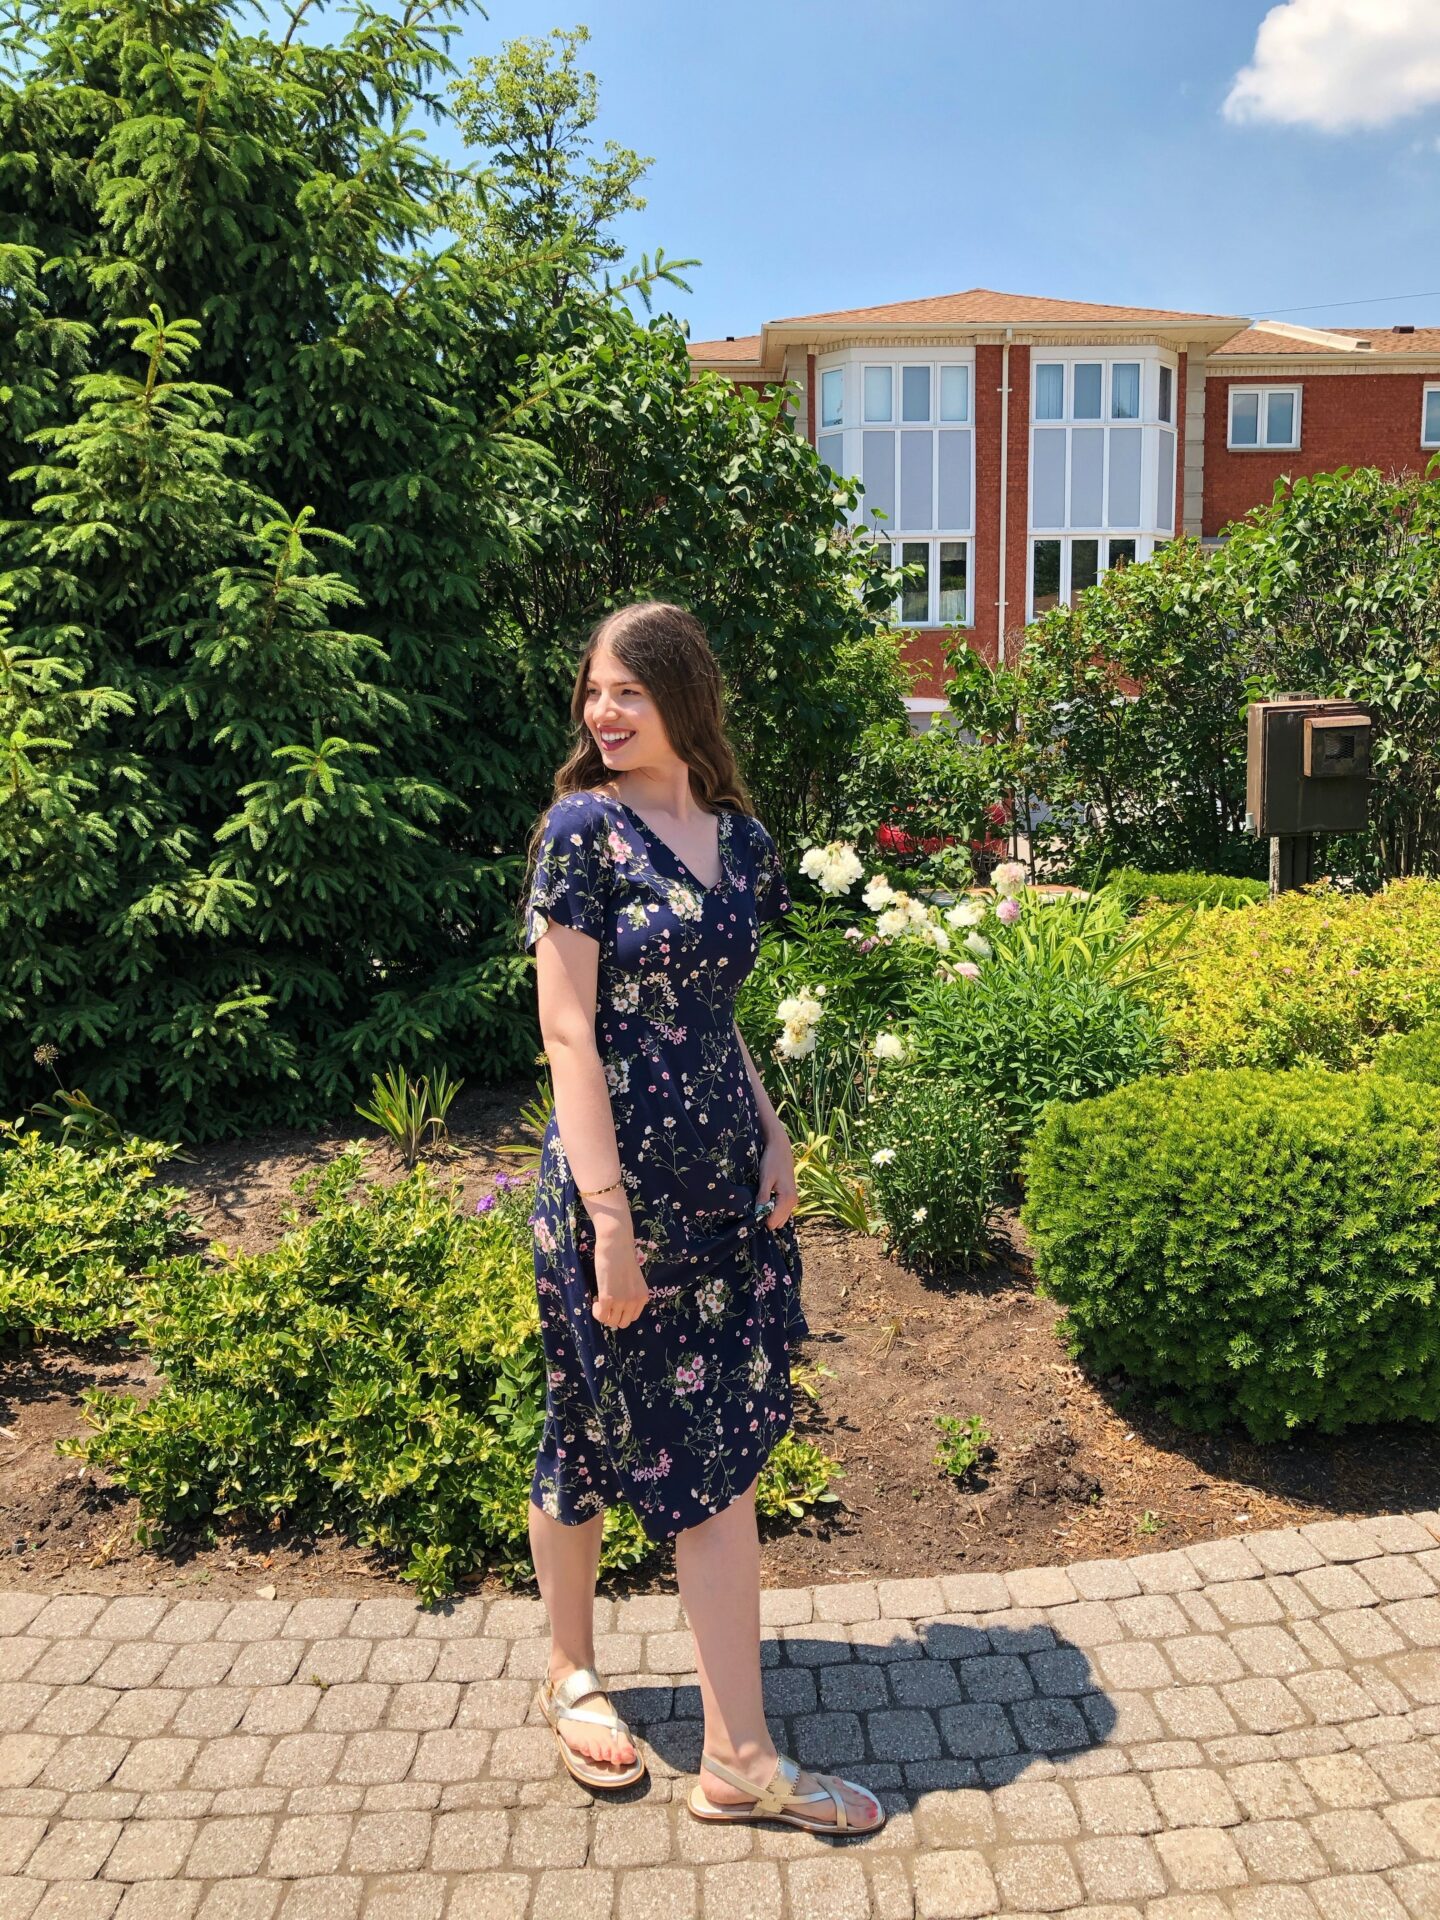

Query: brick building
[[688, 290, 1440, 723]]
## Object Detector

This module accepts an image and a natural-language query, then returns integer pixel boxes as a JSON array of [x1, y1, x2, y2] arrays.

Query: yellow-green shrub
[[1374, 1019, 1440, 1089], [1146, 879, 1440, 1071]]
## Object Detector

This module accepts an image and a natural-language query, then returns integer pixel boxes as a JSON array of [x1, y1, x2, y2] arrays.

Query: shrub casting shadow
[[607, 1620, 1118, 1824]]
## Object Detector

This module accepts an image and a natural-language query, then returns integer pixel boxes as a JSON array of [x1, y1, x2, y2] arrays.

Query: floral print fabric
[[523, 788, 808, 1540]]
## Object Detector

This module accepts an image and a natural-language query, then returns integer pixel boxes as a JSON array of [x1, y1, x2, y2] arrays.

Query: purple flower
[[475, 1194, 497, 1214], [996, 897, 1022, 924]]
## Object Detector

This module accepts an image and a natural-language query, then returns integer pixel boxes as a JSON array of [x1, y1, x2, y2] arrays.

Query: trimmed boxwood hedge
[[1374, 1020, 1440, 1089], [1102, 868, 1268, 913], [1020, 1068, 1440, 1442]]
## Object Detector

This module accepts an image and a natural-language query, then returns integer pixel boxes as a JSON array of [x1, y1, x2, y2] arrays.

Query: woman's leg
[[528, 1499, 636, 1770], [675, 1478, 879, 1827]]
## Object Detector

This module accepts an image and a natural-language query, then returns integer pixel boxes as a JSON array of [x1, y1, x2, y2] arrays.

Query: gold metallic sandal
[[536, 1665, 647, 1790], [688, 1748, 885, 1834]]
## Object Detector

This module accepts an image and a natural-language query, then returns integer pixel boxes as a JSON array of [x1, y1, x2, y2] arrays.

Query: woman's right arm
[[533, 924, 651, 1329]]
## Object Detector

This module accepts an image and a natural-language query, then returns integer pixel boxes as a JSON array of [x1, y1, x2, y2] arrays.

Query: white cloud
[[1224, 0, 1440, 132]]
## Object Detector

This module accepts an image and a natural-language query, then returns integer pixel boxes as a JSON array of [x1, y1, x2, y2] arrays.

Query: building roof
[[1215, 322, 1440, 358], [768, 287, 1244, 328], [686, 287, 1251, 377]]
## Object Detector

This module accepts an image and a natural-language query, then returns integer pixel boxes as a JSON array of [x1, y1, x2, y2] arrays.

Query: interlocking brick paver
[[11, 1515, 1440, 1914]]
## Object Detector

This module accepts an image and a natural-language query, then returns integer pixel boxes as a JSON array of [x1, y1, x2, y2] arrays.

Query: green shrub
[[75, 1150, 839, 1600], [1021, 1069, 1440, 1442], [1373, 1019, 1440, 1089], [0, 1123, 190, 1345], [858, 1076, 1007, 1271], [1103, 868, 1269, 913], [1149, 879, 1440, 1071], [907, 965, 1170, 1164]]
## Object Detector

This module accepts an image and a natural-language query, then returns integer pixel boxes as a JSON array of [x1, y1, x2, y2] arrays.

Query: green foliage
[[355, 1065, 463, 1168], [933, 1413, 992, 1483], [858, 1075, 1007, 1272], [985, 889, 1190, 990], [1021, 1069, 1440, 1442], [907, 965, 1170, 1166], [948, 465, 1440, 882], [1150, 879, 1440, 1071], [755, 1429, 843, 1523], [1102, 869, 1269, 913], [839, 714, 993, 893], [0, 0, 908, 1140], [0, 1123, 190, 1345], [73, 1150, 840, 1599], [1373, 1019, 1440, 1089]]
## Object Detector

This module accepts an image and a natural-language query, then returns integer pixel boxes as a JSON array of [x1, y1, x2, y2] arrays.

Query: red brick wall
[[1203, 370, 1435, 535]]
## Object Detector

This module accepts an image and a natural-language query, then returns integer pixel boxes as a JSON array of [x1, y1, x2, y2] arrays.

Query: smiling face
[[583, 637, 676, 774]]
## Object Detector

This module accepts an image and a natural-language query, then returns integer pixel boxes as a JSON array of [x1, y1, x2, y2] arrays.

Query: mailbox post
[[1244, 696, 1373, 897]]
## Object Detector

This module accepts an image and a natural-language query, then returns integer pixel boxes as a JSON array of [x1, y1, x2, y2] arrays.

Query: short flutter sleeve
[[523, 796, 610, 949], [751, 817, 793, 928]]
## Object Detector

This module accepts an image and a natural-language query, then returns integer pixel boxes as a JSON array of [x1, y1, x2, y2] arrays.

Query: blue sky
[[411, 0, 1440, 340]]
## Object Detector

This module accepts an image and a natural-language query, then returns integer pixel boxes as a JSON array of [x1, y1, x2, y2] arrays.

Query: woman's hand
[[592, 1222, 652, 1329], [757, 1129, 799, 1232]]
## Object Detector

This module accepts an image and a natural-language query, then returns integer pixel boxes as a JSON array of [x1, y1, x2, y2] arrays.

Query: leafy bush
[[1103, 869, 1269, 913], [1021, 1069, 1440, 1441], [1374, 1019, 1440, 1089], [75, 1151, 838, 1600], [0, 1124, 190, 1346], [907, 965, 1170, 1165], [1150, 880, 1440, 1071], [858, 1076, 1007, 1271]]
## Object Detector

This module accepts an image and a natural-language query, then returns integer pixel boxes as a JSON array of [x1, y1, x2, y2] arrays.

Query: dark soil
[[3, 1076, 1436, 1600]]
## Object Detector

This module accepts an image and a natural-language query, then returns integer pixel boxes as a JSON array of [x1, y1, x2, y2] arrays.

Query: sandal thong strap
[[547, 1666, 629, 1736], [701, 1749, 849, 1827]]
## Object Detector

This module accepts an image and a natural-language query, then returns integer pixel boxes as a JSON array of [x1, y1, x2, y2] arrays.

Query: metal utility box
[[1246, 697, 1372, 838]]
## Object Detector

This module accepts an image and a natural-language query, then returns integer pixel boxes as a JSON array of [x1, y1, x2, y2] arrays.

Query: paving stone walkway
[[5, 1516, 1440, 1919]]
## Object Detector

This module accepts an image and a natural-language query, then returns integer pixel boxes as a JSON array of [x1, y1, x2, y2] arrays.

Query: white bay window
[[1027, 350, 1178, 619], [819, 347, 976, 628]]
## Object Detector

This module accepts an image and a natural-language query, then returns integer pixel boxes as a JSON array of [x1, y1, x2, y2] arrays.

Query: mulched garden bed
[[3, 1076, 1435, 1601]]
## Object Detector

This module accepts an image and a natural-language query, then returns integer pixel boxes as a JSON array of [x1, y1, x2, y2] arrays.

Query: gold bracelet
[[577, 1175, 624, 1197]]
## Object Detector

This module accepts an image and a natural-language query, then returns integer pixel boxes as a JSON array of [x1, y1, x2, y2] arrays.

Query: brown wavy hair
[[518, 601, 756, 944]]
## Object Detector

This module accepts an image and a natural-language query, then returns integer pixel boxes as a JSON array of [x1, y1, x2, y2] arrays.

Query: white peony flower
[[800, 840, 865, 895], [875, 907, 909, 939], [964, 930, 993, 961], [992, 860, 1028, 899], [945, 897, 986, 928], [863, 875, 897, 910], [776, 1020, 819, 1060], [873, 1031, 906, 1061]]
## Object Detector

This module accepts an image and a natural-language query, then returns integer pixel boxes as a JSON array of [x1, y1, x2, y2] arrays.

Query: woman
[[519, 600, 884, 1835]]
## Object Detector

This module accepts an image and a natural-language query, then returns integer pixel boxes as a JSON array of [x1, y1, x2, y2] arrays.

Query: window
[[1035, 363, 1064, 421], [863, 365, 893, 423], [820, 368, 843, 430], [1424, 385, 1440, 448], [1228, 385, 1301, 450], [940, 365, 970, 422], [1158, 364, 1173, 425], [1110, 363, 1140, 420], [1073, 363, 1103, 420], [901, 365, 931, 422], [889, 539, 973, 627], [1028, 534, 1161, 617], [1031, 540, 1062, 615]]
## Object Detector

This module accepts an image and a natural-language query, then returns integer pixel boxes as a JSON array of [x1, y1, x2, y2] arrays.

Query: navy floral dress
[[522, 788, 808, 1541]]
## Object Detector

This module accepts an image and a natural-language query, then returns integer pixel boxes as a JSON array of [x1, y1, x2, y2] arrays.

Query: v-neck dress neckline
[[608, 793, 731, 897]]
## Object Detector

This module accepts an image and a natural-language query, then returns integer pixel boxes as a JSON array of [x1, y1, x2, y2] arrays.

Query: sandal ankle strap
[[549, 1665, 607, 1715]]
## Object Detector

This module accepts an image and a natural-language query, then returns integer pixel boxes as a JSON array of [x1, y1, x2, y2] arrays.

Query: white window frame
[[1227, 384, 1301, 452], [1422, 384, 1440, 449], [1026, 533, 1156, 622], [888, 536, 974, 630]]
